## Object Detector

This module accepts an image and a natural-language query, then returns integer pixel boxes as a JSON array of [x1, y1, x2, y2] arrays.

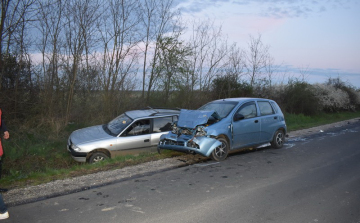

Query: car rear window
[[258, 101, 275, 116], [270, 101, 282, 113]]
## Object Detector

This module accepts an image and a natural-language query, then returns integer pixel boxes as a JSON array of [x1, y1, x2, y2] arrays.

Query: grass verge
[[285, 111, 360, 131]]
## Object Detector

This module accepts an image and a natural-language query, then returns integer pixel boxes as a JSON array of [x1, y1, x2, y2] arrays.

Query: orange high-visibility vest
[[0, 109, 3, 157]]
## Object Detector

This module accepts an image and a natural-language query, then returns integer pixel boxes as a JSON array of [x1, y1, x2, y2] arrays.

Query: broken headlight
[[195, 126, 207, 137], [171, 122, 178, 134], [187, 140, 200, 149]]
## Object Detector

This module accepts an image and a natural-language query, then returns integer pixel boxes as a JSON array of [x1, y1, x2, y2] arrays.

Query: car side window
[[258, 101, 274, 116], [270, 101, 278, 113], [125, 119, 150, 136], [236, 102, 257, 119], [153, 117, 173, 133]]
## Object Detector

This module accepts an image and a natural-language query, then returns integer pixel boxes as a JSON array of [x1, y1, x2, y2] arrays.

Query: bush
[[268, 84, 286, 110], [251, 78, 272, 98], [326, 77, 360, 111], [282, 80, 320, 115], [312, 84, 351, 112], [211, 75, 253, 99]]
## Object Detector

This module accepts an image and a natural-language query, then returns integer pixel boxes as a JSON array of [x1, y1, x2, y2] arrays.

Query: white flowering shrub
[[312, 84, 351, 112], [218, 77, 360, 114], [341, 87, 360, 111]]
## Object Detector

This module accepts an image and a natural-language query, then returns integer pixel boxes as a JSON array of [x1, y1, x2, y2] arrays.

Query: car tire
[[210, 137, 229, 161], [271, 129, 285, 149], [88, 152, 109, 164]]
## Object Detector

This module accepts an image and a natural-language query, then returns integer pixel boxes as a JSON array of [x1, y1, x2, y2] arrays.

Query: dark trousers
[[0, 159, 2, 179], [0, 193, 7, 214], [0, 157, 6, 214]]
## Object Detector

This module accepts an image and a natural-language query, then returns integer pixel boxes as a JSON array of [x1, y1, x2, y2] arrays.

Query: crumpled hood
[[177, 109, 220, 129], [70, 125, 113, 145]]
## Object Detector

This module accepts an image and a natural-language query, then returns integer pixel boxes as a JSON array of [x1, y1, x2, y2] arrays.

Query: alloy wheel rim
[[94, 156, 104, 162], [276, 132, 283, 145], [215, 142, 226, 157]]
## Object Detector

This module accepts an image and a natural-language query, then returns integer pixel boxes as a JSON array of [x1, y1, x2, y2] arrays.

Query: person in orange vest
[[0, 108, 9, 220], [0, 108, 9, 179]]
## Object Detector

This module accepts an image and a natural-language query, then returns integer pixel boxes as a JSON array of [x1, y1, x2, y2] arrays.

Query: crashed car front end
[[158, 110, 222, 157]]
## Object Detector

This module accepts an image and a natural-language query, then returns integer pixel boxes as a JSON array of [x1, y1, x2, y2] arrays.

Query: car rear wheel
[[88, 152, 109, 164], [210, 137, 229, 161], [271, 129, 285, 149]]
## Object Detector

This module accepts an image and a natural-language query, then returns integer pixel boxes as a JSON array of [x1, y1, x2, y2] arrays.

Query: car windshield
[[106, 114, 133, 136], [198, 101, 238, 118]]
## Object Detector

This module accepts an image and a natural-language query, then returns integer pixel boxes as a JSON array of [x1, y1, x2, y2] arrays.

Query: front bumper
[[67, 145, 87, 162], [158, 133, 221, 157]]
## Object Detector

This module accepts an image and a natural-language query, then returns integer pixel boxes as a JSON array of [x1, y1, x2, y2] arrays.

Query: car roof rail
[[133, 107, 180, 117], [140, 107, 181, 111]]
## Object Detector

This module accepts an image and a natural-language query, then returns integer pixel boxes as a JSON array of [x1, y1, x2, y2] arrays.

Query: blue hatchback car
[[158, 98, 287, 161]]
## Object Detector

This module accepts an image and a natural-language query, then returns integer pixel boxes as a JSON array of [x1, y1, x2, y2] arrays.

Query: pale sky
[[175, 0, 360, 87]]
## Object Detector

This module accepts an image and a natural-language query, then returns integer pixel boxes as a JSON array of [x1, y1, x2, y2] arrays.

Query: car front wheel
[[271, 129, 285, 149], [88, 152, 109, 164], [210, 137, 229, 161]]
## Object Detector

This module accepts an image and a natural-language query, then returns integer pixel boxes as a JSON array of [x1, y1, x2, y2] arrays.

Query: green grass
[[285, 111, 360, 131], [1, 132, 183, 188], [1, 111, 360, 189]]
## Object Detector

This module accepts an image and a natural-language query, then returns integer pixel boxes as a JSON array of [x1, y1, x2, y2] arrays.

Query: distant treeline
[[0, 0, 359, 132]]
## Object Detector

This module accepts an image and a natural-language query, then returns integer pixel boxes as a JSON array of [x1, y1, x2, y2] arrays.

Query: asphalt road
[[5, 122, 360, 223]]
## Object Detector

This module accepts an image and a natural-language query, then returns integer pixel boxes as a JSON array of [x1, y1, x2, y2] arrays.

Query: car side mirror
[[234, 114, 245, 121]]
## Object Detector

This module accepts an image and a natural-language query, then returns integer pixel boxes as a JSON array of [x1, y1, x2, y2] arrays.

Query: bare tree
[[298, 65, 310, 82], [0, 0, 36, 121], [62, 0, 101, 124], [97, 0, 141, 117], [154, 35, 191, 105], [245, 34, 270, 87], [36, 0, 65, 117], [225, 43, 246, 80], [264, 55, 277, 92], [139, 0, 155, 100], [187, 20, 228, 92], [0, 0, 36, 90], [138, 0, 181, 103]]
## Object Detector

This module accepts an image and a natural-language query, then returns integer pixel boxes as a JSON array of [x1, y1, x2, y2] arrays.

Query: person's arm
[[3, 131, 9, 139], [0, 116, 9, 140]]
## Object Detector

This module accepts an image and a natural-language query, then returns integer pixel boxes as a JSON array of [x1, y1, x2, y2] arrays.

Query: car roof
[[210, 97, 273, 103], [125, 108, 180, 119]]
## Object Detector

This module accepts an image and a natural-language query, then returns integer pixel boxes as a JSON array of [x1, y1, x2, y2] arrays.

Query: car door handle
[[274, 116, 278, 119], [254, 120, 258, 123], [144, 139, 150, 142]]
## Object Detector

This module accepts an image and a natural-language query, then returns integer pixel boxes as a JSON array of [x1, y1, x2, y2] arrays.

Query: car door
[[257, 101, 278, 143], [110, 119, 152, 156], [232, 102, 261, 149]]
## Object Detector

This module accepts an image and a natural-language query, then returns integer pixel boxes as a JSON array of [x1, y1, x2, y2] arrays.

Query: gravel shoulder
[[4, 117, 360, 207]]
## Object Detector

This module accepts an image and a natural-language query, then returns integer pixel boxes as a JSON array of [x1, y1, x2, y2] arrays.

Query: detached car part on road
[[68, 108, 179, 163], [158, 98, 287, 161]]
